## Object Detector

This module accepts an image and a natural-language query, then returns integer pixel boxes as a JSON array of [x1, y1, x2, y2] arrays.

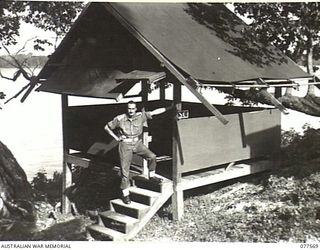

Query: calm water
[[0, 68, 319, 180], [0, 68, 62, 180]]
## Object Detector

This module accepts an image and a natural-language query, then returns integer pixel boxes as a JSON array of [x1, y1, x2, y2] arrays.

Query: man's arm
[[104, 124, 122, 142], [149, 104, 174, 116]]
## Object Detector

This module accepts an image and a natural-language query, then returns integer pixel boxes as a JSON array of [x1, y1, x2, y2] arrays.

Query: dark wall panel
[[177, 109, 281, 173], [63, 101, 280, 173]]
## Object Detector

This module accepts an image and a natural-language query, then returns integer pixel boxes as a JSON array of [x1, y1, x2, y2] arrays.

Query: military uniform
[[107, 111, 156, 190]]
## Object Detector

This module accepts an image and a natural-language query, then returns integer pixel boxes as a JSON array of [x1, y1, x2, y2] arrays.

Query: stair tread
[[99, 210, 139, 224], [87, 224, 125, 238], [133, 175, 170, 184], [111, 199, 150, 210], [129, 186, 161, 197]]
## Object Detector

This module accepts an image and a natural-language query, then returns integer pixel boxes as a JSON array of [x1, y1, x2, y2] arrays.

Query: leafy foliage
[[0, 1, 84, 51], [232, 2, 320, 103], [233, 3, 320, 63], [0, 2, 84, 105], [281, 124, 320, 166], [30, 170, 62, 205]]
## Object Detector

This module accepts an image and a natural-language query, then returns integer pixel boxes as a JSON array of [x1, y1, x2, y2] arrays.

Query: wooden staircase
[[86, 175, 173, 241]]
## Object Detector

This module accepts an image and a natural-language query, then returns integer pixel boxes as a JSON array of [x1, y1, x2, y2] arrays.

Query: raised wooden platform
[[65, 152, 171, 169], [180, 160, 272, 191]]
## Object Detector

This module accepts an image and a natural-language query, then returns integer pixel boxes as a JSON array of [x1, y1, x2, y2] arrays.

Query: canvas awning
[[34, 2, 312, 124], [104, 3, 310, 83], [36, 68, 166, 100], [36, 3, 311, 86]]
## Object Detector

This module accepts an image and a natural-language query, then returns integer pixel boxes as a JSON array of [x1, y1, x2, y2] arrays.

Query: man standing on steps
[[104, 101, 173, 205]]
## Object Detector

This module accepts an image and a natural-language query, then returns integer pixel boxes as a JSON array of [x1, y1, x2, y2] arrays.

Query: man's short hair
[[127, 100, 136, 106]]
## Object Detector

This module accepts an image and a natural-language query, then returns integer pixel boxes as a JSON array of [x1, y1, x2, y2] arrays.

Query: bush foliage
[[281, 124, 320, 167], [30, 170, 62, 205]]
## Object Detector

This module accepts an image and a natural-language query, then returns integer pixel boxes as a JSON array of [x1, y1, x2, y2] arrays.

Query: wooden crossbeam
[[257, 78, 289, 115], [185, 78, 228, 124], [199, 81, 320, 89], [237, 77, 312, 84], [116, 71, 166, 84], [105, 4, 228, 125]]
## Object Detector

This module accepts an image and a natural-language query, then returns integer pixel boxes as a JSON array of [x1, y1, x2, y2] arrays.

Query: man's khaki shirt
[[107, 111, 152, 138]]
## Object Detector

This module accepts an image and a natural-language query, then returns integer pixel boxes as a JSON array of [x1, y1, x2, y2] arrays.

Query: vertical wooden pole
[[274, 87, 282, 169], [141, 80, 149, 176], [272, 110, 282, 170], [172, 82, 183, 221], [159, 80, 166, 101], [61, 94, 72, 214], [275, 87, 282, 98]]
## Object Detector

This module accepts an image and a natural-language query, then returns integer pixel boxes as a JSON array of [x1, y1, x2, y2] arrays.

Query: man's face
[[127, 103, 137, 117]]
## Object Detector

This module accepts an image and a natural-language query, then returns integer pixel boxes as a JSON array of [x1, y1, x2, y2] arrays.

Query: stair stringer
[[122, 180, 173, 241]]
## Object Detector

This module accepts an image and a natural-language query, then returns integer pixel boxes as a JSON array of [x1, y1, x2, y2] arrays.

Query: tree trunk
[[219, 35, 320, 116], [0, 140, 33, 217], [306, 37, 316, 96], [285, 87, 293, 96], [220, 87, 320, 117]]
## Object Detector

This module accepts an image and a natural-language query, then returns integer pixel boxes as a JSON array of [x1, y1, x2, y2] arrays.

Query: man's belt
[[122, 137, 139, 143]]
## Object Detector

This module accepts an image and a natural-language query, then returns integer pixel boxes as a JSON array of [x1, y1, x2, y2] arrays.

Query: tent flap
[[37, 67, 165, 99]]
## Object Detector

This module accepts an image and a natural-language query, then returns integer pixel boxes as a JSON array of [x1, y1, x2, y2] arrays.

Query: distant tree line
[[0, 54, 48, 68]]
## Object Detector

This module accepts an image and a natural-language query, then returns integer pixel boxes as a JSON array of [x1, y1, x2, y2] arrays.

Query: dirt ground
[[1, 157, 320, 242], [134, 158, 320, 242]]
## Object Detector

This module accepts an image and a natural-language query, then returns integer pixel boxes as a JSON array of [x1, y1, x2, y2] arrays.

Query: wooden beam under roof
[[199, 81, 320, 89], [115, 70, 166, 84], [236, 77, 313, 84]]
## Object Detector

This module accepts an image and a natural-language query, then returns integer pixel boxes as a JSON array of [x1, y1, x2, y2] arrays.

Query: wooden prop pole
[[61, 94, 72, 214], [141, 80, 149, 176], [172, 82, 184, 221]]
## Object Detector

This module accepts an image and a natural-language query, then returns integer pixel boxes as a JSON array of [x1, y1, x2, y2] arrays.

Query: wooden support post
[[61, 94, 72, 214], [275, 87, 282, 99], [62, 161, 72, 214], [160, 80, 166, 101], [141, 80, 149, 177], [272, 118, 282, 170], [172, 82, 184, 221]]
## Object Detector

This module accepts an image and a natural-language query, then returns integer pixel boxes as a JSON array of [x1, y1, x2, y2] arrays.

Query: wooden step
[[99, 210, 139, 234], [86, 177, 173, 241], [132, 175, 165, 192], [110, 199, 149, 219], [125, 180, 173, 239], [181, 160, 271, 191], [87, 224, 125, 241], [129, 186, 161, 206]]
